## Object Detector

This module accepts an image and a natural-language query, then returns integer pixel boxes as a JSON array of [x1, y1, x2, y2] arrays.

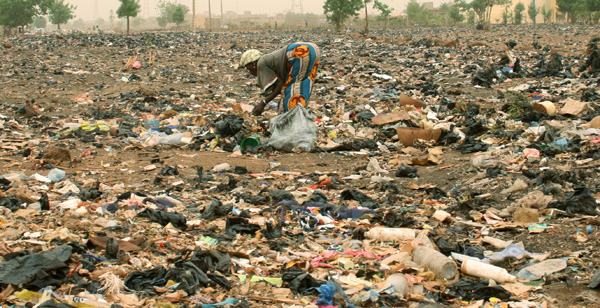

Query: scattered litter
[[0, 26, 597, 308]]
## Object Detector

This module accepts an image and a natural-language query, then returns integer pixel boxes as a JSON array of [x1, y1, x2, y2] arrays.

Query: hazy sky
[[71, 0, 434, 21]]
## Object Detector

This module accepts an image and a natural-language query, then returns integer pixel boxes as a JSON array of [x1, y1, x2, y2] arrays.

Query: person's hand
[[251, 100, 266, 116]]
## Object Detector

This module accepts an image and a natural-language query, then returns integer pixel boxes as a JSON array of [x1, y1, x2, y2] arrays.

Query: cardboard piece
[[590, 115, 600, 128], [399, 94, 425, 108], [88, 236, 144, 252], [558, 99, 588, 116], [502, 282, 534, 296], [371, 111, 411, 125], [433, 210, 451, 222], [396, 127, 442, 146], [513, 207, 540, 226], [427, 147, 444, 165]]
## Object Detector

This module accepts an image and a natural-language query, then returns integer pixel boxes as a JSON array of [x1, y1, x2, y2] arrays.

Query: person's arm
[[252, 79, 284, 116], [265, 79, 284, 104]]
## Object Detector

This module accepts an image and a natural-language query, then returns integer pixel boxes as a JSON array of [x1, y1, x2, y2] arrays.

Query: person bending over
[[239, 42, 320, 116]]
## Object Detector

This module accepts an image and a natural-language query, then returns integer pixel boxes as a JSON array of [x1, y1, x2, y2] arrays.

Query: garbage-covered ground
[[1, 24, 600, 308]]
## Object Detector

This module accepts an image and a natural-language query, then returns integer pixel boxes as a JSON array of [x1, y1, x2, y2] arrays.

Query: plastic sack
[[266, 105, 317, 152]]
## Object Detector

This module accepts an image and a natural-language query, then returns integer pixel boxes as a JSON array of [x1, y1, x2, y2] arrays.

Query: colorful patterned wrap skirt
[[280, 42, 321, 113]]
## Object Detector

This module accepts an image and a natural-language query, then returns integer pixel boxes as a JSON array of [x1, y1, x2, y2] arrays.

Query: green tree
[[501, 0, 512, 24], [157, 1, 189, 29], [467, 9, 475, 24], [373, 0, 393, 28], [117, 0, 140, 34], [96, 17, 105, 26], [405, 0, 433, 25], [439, 2, 451, 10], [405, 0, 421, 23], [455, 0, 508, 30], [389, 16, 405, 26], [0, 0, 54, 33], [323, 0, 363, 32], [448, 4, 465, 24], [513, 2, 525, 24], [586, 0, 600, 21], [33, 15, 46, 28], [156, 15, 167, 28], [439, 2, 451, 24], [527, 1, 538, 23], [465, 0, 486, 28], [502, 6, 511, 23], [556, 0, 585, 23], [49, 0, 76, 30], [171, 4, 186, 27], [588, 0, 600, 10], [540, 5, 552, 23], [452, 0, 473, 23]]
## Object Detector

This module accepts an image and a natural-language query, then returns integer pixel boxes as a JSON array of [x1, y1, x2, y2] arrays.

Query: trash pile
[[1, 25, 600, 307]]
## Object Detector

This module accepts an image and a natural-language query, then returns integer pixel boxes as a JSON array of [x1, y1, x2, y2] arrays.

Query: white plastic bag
[[266, 105, 317, 152]]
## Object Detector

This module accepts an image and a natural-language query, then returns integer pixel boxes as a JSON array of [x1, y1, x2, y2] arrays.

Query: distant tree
[[284, 12, 300, 25], [71, 17, 84, 29], [284, 12, 320, 26], [96, 17, 105, 25], [513, 2, 525, 24], [33, 16, 47, 28], [171, 5, 186, 27], [556, 0, 585, 23], [157, 1, 189, 29], [452, 0, 472, 23], [117, 0, 141, 34], [586, 0, 600, 22], [527, 2, 539, 23], [0, 0, 54, 33], [109, 9, 115, 25], [405, 0, 421, 22], [156, 16, 167, 28], [132, 16, 144, 28], [502, 6, 510, 23], [439, 2, 451, 10], [465, 0, 486, 28], [405, 0, 432, 25], [439, 1, 451, 24], [456, 0, 509, 30], [448, 4, 465, 24], [373, 0, 394, 28], [49, 0, 76, 30], [431, 14, 447, 25], [373, 0, 393, 28], [540, 5, 551, 23], [500, 0, 512, 24], [388, 16, 405, 26], [363, 0, 372, 34], [467, 9, 475, 24], [323, 0, 363, 32], [587, 0, 600, 11]]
